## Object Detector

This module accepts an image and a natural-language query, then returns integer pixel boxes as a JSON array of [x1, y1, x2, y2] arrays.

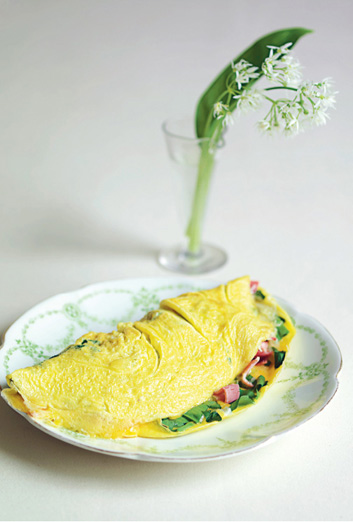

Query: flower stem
[[185, 142, 216, 254], [265, 86, 298, 92]]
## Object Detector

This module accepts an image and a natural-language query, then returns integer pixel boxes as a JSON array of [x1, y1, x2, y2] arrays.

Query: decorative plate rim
[[0, 277, 343, 462]]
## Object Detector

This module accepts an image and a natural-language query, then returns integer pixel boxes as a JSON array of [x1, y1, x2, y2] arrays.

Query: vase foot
[[157, 243, 227, 274]]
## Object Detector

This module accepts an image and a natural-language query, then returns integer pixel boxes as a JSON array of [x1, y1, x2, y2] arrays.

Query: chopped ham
[[250, 280, 259, 294], [256, 353, 272, 366], [213, 383, 240, 404], [256, 341, 272, 356], [258, 341, 270, 353], [240, 356, 260, 388]]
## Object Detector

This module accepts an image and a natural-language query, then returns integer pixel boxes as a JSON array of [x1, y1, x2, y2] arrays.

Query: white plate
[[0, 277, 342, 462]]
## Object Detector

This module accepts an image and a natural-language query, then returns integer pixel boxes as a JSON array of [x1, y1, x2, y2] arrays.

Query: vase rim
[[162, 117, 211, 144]]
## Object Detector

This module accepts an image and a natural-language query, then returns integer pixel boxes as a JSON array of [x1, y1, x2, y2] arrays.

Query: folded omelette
[[2, 276, 295, 439]]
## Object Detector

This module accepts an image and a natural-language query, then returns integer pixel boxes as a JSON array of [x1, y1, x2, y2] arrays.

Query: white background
[[0, 1, 352, 520]]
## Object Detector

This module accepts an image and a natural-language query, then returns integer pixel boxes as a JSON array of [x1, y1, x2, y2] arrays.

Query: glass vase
[[158, 117, 227, 274]]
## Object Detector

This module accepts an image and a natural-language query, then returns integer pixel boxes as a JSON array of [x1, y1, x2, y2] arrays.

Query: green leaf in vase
[[195, 27, 313, 139]]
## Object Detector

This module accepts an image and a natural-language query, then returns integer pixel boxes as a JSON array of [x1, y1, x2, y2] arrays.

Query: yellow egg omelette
[[2, 276, 295, 439]]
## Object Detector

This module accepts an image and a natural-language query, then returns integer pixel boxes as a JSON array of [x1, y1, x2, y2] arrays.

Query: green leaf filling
[[275, 316, 290, 340], [239, 395, 255, 406], [161, 368, 270, 432], [204, 410, 222, 423], [255, 290, 266, 300], [273, 348, 286, 369], [246, 374, 256, 385], [162, 375, 269, 428], [183, 405, 207, 423], [203, 400, 222, 410], [277, 324, 290, 340], [161, 416, 194, 432], [256, 375, 267, 388], [68, 339, 101, 350], [161, 400, 222, 432], [231, 375, 268, 411]]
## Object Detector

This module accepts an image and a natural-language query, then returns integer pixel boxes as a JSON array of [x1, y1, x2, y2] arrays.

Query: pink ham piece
[[256, 354, 272, 366], [258, 341, 270, 353], [213, 383, 240, 404], [240, 356, 260, 387], [250, 280, 259, 294]]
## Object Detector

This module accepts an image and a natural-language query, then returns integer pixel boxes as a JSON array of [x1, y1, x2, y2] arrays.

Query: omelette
[[2, 276, 295, 439]]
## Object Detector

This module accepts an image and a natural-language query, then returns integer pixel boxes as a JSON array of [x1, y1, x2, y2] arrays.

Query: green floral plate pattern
[[0, 277, 342, 462]]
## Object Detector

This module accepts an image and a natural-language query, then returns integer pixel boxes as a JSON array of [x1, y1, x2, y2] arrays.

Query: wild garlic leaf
[[277, 324, 290, 340], [204, 410, 222, 423], [203, 400, 222, 410], [183, 404, 207, 423], [238, 396, 255, 407], [255, 290, 266, 300], [172, 421, 196, 432], [273, 348, 286, 368], [162, 375, 267, 430], [161, 417, 189, 431], [245, 374, 256, 385], [255, 375, 268, 389], [161, 399, 222, 432]]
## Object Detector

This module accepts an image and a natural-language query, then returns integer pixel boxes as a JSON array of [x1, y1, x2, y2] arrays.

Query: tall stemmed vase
[[158, 118, 227, 274]]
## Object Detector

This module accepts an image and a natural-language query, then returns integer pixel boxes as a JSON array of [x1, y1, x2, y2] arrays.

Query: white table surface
[[0, 1, 352, 520]]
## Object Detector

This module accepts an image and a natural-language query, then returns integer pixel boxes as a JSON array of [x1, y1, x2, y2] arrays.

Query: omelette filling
[[159, 281, 291, 434], [2, 277, 295, 439]]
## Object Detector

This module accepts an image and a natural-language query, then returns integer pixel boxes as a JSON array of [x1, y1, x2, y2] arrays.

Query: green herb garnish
[[255, 290, 266, 300]]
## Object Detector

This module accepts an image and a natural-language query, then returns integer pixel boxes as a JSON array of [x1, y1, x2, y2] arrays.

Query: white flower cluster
[[231, 59, 260, 89], [258, 77, 337, 136], [233, 88, 263, 113], [262, 42, 302, 87], [212, 43, 336, 137], [213, 101, 234, 127]]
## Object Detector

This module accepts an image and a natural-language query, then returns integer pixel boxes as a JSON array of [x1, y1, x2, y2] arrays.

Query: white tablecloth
[[0, 1, 352, 520]]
